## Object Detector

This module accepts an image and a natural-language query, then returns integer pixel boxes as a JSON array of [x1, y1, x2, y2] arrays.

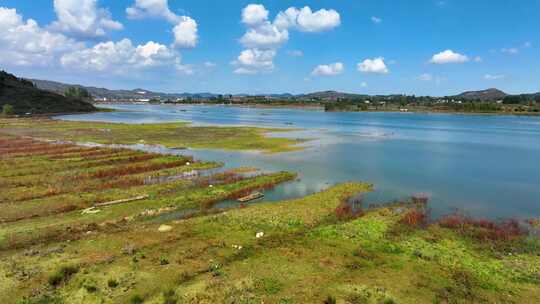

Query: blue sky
[[0, 0, 538, 95]]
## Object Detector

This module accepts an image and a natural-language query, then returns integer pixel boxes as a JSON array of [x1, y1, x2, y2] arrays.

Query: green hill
[[0, 71, 95, 115]]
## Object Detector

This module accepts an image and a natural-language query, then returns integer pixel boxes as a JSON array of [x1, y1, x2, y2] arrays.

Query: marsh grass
[[0, 134, 297, 251], [2, 183, 539, 303], [0, 117, 305, 153]]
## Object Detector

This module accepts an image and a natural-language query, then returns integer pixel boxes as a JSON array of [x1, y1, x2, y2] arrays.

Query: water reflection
[[56, 104, 540, 218]]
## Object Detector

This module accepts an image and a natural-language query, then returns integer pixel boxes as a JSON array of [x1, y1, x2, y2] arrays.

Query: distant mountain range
[[31, 79, 218, 101], [298, 91, 368, 100], [456, 88, 508, 101], [30, 78, 539, 102]]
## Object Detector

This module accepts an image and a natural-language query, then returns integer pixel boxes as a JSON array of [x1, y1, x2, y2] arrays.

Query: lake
[[57, 104, 540, 219]]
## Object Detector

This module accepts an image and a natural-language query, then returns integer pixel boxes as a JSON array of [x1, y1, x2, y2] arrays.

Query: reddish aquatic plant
[[95, 178, 145, 190], [438, 214, 527, 241], [335, 200, 364, 220], [400, 208, 428, 227], [89, 160, 189, 179], [335, 202, 354, 220]]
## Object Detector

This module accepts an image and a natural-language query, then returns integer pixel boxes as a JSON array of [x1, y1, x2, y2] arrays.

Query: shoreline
[[94, 101, 540, 117]]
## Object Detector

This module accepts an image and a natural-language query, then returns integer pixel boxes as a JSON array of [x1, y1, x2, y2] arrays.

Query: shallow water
[[56, 104, 540, 218]]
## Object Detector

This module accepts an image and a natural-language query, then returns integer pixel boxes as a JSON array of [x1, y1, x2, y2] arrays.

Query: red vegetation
[[56, 204, 78, 213], [400, 208, 428, 227], [81, 154, 158, 169], [438, 214, 526, 241], [335, 201, 364, 220], [47, 147, 104, 159], [45, 186, 61, 197], [93, 178, 145, 191], [0, 138, 35, 147], [89, 160, 190, 179], [1, 143, 83, 156], [78, 150, 139, 161]]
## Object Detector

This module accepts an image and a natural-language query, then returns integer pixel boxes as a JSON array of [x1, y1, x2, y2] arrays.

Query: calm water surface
[[57, 104, 540, 218]]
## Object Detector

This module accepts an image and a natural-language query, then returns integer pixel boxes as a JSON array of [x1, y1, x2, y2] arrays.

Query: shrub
[[162, 289, 177, 304], [324, 296, 336, 304], [107, 278, 119, 288], [83, 282, 98, 293], [400, 208, 428, 227], [335, 200, 363, 220], [48, 265, 79, 287], [159, 257, 169, 265], [438, 214, 527, 242], [2, 104, 14, 116], [130, 295, 144, 304], [208, 263, 223, 277]]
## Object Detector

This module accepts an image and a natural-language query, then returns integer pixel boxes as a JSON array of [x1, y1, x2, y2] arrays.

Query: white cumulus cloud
[[233, 48, 276, 74], [430, 50, 469, 64], [235, 4, 340, 74], [357, 57, 389, 74], [126, 0, 180, 23], [274, 6, 341, 32], [127, 0, 198, 49], [240, 22, 289, 49], [60, 39, 178, 73], [172, 16, 198, 48], [50, 0, 123, 39], [0, 7, 83, 67], [0, 5, 195, 79], [242, 4, 269, 25], [311, 62, 344, 76]]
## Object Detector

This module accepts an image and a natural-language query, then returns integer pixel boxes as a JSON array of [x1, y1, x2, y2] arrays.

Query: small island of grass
[[0, 117, 306, 153]]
